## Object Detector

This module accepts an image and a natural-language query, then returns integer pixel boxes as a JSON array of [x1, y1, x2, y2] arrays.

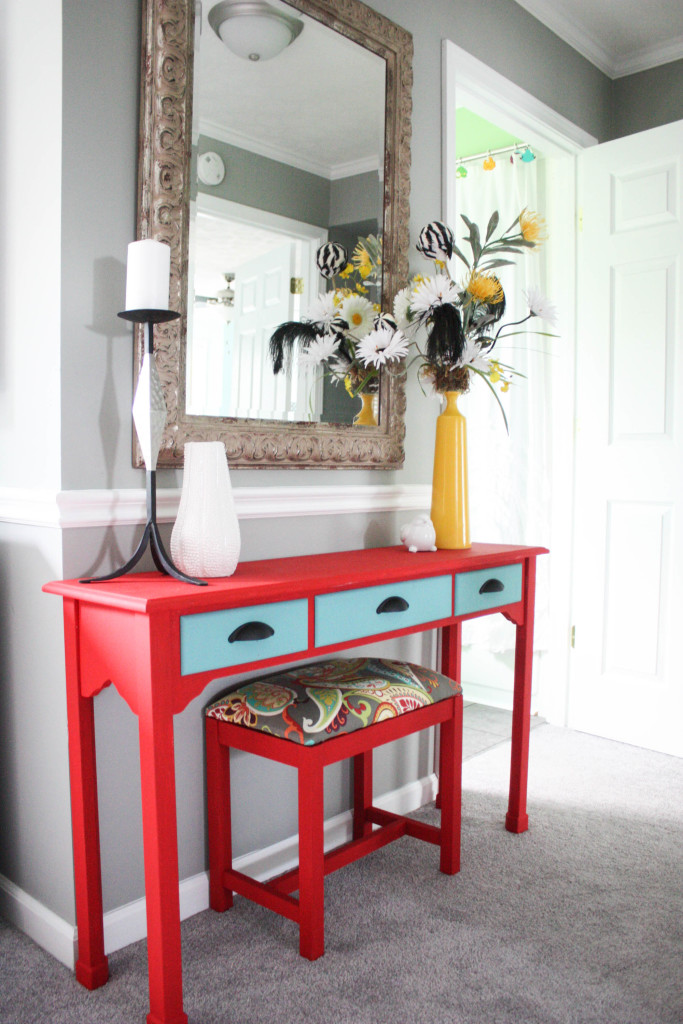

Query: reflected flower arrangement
[[269, 235, 406, 399]]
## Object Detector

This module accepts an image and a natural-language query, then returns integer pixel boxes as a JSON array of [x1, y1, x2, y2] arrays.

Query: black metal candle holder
[[80, 309, 206, 586]]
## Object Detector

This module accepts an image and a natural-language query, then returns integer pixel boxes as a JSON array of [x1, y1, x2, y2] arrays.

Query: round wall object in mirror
[[198, 151, 226, 186]]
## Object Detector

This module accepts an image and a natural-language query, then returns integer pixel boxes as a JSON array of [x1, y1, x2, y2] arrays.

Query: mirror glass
[[187, 2, 386, 425], [135, 0, 411, 468]]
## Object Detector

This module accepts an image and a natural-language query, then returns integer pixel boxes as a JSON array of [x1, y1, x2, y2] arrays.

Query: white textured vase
[[171, 442, 241, 578]]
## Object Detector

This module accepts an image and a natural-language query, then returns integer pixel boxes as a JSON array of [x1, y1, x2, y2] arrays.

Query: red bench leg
[[298, 758, 325, 959], [438, 696, 463, 875], [206, 718, 233, 913], [353, 751, 373, 839]]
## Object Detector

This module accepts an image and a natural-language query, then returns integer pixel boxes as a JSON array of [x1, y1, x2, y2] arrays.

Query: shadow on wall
[[88, 256, 128, 492]]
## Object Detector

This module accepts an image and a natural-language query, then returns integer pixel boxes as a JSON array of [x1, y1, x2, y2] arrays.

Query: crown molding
[[200, 119, 379, 181], [513, 0, 614, 76], [612, 34, 683, 78], [0, 484, 431, 530], [514, 0, 683, 79]]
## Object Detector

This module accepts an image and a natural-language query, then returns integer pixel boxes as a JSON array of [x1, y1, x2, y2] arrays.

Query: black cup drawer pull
[[376, 596, 409, 614], [479, 578, 505, 595], [228, 621, 275, 643]]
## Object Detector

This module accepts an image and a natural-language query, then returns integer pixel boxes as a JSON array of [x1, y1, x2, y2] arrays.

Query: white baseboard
[[0, 772, 438, 967], [0, 873, 77, 969]]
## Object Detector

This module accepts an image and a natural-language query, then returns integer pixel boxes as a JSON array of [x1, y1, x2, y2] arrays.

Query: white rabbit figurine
[[400, 515, 437, 553]]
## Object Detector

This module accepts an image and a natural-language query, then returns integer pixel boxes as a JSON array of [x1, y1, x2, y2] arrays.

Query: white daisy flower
[[357, 327, 409, 368], [393, 286, 415, 331], [410, 274, 460, 317], [456, 338, 491, 372], [298, 334, 339, 367], [339, 293, 375, 339], [524, 286, 558, 324], [306, 292, 338, 326]]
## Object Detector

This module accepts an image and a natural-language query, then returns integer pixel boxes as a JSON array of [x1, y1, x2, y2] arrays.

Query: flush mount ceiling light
[[208, 1, 304, 62]]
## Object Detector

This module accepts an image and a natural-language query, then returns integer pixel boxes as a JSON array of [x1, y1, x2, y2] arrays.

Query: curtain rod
[[457, 142, 531, 165]]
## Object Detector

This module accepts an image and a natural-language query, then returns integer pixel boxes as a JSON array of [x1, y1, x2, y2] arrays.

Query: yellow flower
[[501, 381, 510, 392], [519, 209, 547, 245], [466, 271, 504, 305], [489, 361, 501, 383], [353, 241, 373, 279], [344, 375, 354, 396], [339, 263, 354, 279], [355, 283, 368, 295]]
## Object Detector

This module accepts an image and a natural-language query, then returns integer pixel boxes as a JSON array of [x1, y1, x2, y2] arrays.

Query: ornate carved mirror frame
[[135, 0, 412, 469]]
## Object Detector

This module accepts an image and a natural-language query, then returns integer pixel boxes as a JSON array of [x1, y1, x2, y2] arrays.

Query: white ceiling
[[196, 0, 385, 178], [514, 0, 683, 78]]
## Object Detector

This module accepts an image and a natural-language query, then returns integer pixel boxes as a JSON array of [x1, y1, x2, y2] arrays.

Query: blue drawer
[[315, 575, 452, 648], [180, 598, 308, 675], [454, 563, 523, 616]]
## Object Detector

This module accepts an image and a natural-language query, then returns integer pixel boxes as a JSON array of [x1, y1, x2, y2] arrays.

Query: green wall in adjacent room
[[455, 107, 523, 158]]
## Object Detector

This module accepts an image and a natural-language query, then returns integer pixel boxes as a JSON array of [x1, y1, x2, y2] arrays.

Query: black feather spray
[[424, 303, 466, 366], [269, 321, 320, 374]]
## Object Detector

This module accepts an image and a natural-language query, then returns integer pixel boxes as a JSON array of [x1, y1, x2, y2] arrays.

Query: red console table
[[44, 542, 546, 1024]]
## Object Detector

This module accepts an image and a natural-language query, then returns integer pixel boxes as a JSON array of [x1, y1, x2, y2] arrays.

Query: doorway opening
[[441, 42, 595, 727]]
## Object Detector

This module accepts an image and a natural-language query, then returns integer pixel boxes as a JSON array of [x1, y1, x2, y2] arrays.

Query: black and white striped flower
[[416, 221, 455, 262], [373, 311, 398, 332], [316, 242, 348, 278]]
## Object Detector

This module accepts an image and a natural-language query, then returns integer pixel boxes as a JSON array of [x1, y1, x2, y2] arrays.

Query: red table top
[[43, 543, 548, 616]]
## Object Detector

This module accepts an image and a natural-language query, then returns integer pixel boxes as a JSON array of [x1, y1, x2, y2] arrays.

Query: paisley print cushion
[[206, 658, 461, 746]]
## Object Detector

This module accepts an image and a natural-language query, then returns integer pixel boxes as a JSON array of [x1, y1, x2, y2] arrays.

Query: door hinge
[[570, 625, 576, 648], [290, 277, 304, 295]]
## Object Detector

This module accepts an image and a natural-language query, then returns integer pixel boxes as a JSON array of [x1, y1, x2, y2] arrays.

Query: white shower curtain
[[452, 155, 553, 650]]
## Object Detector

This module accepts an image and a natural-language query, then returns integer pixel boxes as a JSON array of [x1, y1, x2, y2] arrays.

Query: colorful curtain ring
[[483, 153, 496, 171], [455, 162, 468, 179], [521, 146, 536, 163]]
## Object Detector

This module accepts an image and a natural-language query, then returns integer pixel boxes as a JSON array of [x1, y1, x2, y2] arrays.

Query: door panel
[[572, 120, 683, 755]]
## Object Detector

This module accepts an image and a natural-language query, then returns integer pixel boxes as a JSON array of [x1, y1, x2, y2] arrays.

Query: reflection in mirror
[[136, 0, 412, 468], [188, 0, 386, 425]]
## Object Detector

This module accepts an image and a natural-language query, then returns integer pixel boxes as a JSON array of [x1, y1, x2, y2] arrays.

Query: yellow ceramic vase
[[430, 391, 471, 549], [354, 392, 377, 426]]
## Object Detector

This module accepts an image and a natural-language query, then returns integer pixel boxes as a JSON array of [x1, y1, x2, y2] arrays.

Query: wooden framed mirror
[[136, 0, 412, 468]]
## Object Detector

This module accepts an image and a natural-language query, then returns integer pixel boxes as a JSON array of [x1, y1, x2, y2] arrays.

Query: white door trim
[[441, 41, 597, 221], [441, 41, 594, 726]]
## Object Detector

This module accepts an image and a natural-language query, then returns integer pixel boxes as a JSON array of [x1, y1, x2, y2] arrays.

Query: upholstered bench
[[205, 656, 463, 959]]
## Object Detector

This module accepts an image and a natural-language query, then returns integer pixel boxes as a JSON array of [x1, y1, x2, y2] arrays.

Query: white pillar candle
[[125, 239, 170, 311]]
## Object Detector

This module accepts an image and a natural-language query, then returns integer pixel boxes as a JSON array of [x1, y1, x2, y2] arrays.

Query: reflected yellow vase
[[430, 391, 470, 549], [354, 392, 378, 426]]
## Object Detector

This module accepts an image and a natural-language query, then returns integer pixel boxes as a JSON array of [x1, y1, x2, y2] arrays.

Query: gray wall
[[2, 0, 681, 936], [611, 59, 683, 139], [197, 136, 331, 227]]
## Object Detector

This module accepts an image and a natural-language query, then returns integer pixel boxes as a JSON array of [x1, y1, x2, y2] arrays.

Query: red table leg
[[137, 702, 188, 1024], [63, 600, 109, 990], [506, 556, 537, 833], [206, 719, 233, 913], [437, 622, 462, 809], [438, 696, 463, 874], [132, 614, 189, 1024], [297, 756, 325, 960]]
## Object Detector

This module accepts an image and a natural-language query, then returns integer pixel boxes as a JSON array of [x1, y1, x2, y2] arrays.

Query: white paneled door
[[571, 120, 683, 755]]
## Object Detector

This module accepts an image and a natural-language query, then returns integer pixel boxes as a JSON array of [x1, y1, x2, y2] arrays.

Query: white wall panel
[[602, 502, 670, 677]]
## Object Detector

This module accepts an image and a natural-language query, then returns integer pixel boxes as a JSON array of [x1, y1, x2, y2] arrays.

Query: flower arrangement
[[393, 212, 557, 427], [268, 211, 556, 427], [268, 236, 408, 400]]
